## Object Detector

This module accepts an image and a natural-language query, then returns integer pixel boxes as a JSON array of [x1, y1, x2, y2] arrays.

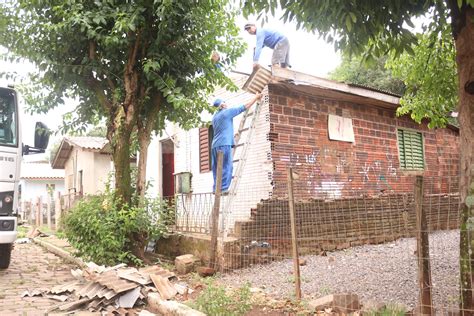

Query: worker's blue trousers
[[212, 146, 233, 192]]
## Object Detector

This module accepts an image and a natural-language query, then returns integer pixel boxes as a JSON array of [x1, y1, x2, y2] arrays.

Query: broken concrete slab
[[308, 293, 360, 314], [175, 254, 199, 275], [148, 293, 206, 316], [196, 266, 215, 277]]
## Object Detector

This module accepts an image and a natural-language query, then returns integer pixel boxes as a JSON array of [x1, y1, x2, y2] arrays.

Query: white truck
[[0, 86, 49, 269]]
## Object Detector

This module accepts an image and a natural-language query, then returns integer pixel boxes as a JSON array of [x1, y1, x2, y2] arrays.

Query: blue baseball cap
[[213, 98, 224, 107]]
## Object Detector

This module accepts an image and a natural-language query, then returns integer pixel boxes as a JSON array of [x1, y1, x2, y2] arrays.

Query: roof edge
[[271, 67, 401, 107]]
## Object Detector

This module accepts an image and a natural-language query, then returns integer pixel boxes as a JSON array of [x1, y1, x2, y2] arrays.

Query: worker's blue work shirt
[[254, 28, 286, 62], [211, 105, 246, 148]]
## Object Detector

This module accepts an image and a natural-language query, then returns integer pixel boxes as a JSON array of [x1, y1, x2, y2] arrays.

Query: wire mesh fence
[[215, 171, 461, 314], [170, 150, 464, 313]]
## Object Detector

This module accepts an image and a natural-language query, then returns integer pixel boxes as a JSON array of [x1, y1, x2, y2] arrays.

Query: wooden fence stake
[[55, 191, 62, 230], [28, 199, 33, 225], [287, 167, 302, 300], [46, 196, 52, 230], [39, 196, 43, 227], [20, 200, 25, 221], [209, 151, 224, 270], [415, 175, 432, 315], [35, 197, 40, 227]]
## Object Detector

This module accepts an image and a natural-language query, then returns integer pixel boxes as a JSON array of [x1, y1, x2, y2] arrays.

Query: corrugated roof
[[65, 136, 108, 150], [347, 82, 402, 98], [51, 136, 110, 169], [21, 162, 64, 179], [242, 66, 272, 94]]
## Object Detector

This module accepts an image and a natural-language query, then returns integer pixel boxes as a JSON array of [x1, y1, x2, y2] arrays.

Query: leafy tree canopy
[[1, 0, 246, 203], [329, 55, 405, 96], [0, 0, 245, 133], [386, 23, 458, 128]]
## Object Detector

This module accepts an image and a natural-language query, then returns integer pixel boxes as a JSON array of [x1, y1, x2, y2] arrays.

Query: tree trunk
[[456, 5, 474, 315], [136, 94, 162, 201], [136, 129, 152, 202], [110, 115, 134, 205]]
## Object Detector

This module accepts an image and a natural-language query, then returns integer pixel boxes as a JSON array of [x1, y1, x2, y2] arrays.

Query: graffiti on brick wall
[[280, 146, 400, 196]]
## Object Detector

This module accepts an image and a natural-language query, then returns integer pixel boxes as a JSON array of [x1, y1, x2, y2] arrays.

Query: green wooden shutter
[[398, 129, 424, 170]]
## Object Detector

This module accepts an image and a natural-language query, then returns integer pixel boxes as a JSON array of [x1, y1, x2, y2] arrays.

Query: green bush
[[63, 190, 173, 265], [191, 280, 252, 316]]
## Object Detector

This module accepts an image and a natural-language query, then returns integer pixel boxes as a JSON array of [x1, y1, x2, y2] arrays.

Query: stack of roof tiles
[[30, 262, 183, 314]]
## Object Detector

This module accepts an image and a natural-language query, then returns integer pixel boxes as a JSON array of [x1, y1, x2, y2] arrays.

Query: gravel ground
[[219, 230, 459, 310]]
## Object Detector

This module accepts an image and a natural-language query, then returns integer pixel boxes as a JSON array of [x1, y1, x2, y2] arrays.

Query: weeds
[[189, 279, 252, 316], [365, 303, 406, 316]]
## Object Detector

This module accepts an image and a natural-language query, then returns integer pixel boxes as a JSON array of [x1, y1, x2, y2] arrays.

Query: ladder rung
[[233, 159, 240, 163], [234, 143, 244, 148], [238, 127, 250, 133]]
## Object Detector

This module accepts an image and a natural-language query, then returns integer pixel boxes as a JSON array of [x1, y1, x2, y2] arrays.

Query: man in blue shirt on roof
[[245, 23, 290, 70], [211, 93, 262, 193]]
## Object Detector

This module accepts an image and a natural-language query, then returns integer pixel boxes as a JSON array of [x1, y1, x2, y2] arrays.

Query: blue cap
[[213, 98, 224, 107]]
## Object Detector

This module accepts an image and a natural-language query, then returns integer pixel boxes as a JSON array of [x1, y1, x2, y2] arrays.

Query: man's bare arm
[[244, 93, 262, 110]]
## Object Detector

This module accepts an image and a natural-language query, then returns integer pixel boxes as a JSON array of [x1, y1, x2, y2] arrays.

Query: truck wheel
[[0, 243, 12, 269]]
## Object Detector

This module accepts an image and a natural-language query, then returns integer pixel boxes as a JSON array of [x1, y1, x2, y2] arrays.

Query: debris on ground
[[24, 260, 194, 314], [25, 226, 49, 238]]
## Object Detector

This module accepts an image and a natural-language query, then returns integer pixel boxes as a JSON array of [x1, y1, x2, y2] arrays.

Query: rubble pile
[[22, 262, 191, 314]]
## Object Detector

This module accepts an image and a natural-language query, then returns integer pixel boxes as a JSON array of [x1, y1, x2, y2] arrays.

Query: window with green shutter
[[397, 129, 424, 170]]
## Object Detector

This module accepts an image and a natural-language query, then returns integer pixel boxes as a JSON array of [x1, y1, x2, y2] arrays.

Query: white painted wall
[[19, 179, 65, 201], [64, 148, 112, 195], [146, 74, 273, 233]]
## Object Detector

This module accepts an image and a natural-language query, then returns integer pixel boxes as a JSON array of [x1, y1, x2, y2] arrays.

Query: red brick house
[[263, 68, 459, 198], [156, 68, 460, 267]]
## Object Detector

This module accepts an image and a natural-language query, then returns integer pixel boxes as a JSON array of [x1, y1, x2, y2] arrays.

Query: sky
[[0, 11, 341, 159]]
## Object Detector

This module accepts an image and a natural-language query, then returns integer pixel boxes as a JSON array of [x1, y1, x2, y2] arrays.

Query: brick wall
[[267, 84, 460, 198]]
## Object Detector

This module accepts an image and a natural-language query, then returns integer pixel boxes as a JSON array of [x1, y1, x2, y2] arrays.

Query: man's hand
[[244, 92, 263, 109], [253, 63, 259, 70]]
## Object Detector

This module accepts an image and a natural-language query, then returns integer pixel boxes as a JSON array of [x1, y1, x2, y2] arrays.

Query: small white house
[[51, 136, 113, 196], [146, 71, 272, 232], [19, 161, 65, 202]]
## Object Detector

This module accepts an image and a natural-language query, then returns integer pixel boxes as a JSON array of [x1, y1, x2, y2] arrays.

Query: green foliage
[[242, 0, 432, 58], [386, 23, 458, 128], [0, 0, 246, 203], [63, 190, 173, 265], [0, 0, 245, 132], [242, 0, 465, 130], [329, 55, 405, 95], [365, 304, 406, 316], [190, 280, 252, 316]]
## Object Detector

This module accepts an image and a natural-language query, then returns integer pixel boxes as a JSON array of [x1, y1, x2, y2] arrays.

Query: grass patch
[[16, 225, 29, 238]]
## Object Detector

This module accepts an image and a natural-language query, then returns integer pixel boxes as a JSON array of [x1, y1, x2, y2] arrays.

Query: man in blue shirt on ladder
[[211, 93, 262, 194], [244, 23, 290, 70]]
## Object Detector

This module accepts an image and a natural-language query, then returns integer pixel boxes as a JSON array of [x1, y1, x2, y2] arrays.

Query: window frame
[[199, 125, 214, 173], [396, 128, 425, 170]]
